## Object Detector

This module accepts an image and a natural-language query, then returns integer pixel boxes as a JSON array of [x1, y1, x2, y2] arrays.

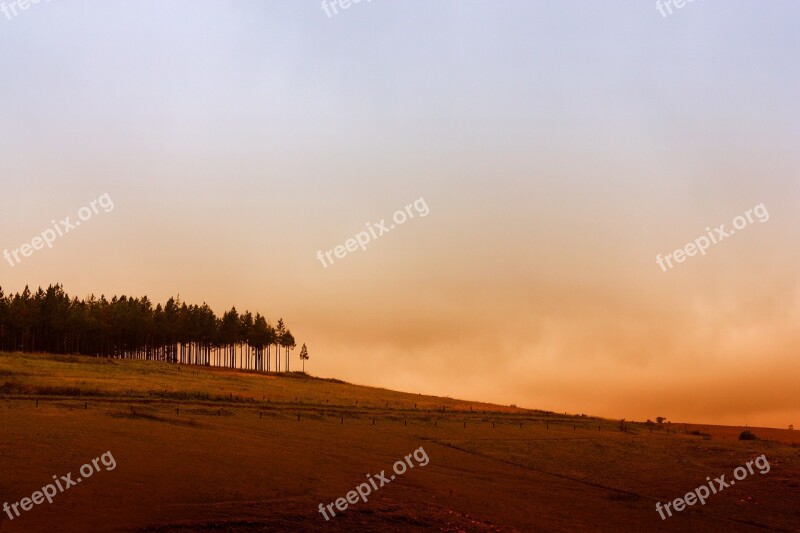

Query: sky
[[1, 1, 798, 428]]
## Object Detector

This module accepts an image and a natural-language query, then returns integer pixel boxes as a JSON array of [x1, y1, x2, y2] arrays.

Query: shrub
[[739, 430, 758, 441]]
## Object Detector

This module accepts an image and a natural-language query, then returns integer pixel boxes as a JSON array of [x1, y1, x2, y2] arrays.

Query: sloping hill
[[1, 352, 798, 532]]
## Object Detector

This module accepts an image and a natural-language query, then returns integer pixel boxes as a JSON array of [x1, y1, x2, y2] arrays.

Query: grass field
[[0, 352, 798, 532]]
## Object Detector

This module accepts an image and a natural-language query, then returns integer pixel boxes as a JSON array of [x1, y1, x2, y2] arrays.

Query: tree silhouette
[[299, 343, 309, 372], [275, 318, 285, 372], [0, 284, 303, 373], [282, 329, 295, 372]]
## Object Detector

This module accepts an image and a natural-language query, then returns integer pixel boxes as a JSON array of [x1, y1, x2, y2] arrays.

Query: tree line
[[0, 284, 308, 372]]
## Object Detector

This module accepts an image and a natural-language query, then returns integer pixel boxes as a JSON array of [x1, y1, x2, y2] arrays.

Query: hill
[[0, 352, 798, 531]]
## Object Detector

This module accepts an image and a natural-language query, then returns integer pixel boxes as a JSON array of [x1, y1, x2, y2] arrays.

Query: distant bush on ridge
[[739, 430, 758, 441]]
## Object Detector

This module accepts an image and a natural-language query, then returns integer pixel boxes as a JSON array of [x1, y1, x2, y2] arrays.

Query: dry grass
[[0, 351, 798, 532], [0, 352, 525, 414]]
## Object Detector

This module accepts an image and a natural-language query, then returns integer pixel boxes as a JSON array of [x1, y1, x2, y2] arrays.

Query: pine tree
[[299, 343, 309, 373], [0, 284, 301, 374]]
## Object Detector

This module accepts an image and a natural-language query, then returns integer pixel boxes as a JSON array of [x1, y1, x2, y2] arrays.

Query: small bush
[[739, 430, 758, 441]]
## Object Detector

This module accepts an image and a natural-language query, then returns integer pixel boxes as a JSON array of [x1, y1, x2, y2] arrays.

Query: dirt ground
[[0, 353, 798, 532]]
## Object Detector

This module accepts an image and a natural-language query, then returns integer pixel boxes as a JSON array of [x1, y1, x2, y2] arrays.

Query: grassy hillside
[[1, 352, 798, 532], [0, 351, 532, 415]]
